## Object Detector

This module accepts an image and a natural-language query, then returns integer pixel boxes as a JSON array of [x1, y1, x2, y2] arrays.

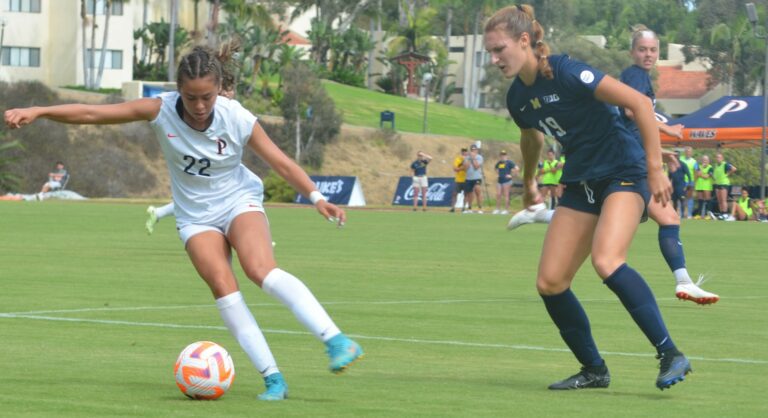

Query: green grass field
[[1, 201, 766, 417], [322, 81, 520, 142]]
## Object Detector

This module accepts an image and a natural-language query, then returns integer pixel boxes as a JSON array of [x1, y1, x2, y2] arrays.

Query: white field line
[[4, 294, 766, 316], [1, 311, 766, 366]]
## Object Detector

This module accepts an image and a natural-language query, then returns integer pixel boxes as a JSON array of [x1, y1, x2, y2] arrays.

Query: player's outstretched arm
[[247, 122, 346, 226], [4, 98, 161, 129]]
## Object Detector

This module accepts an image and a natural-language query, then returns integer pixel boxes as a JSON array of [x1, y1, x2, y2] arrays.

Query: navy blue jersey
[[669, 163, 690, 197], [506, 55, 646, 182], [495, 160, 516, 183], [619, 65, 655, 138], [411, 159, 429, 176]]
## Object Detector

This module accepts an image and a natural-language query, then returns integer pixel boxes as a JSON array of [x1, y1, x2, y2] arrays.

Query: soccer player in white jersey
[[5, 45, 363, 401]]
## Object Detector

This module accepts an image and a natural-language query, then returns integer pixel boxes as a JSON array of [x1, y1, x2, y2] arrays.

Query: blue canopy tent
[[659, 96, 765, 148]]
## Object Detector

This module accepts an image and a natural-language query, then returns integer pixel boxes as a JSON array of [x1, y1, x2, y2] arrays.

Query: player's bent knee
[[536, 275, 569, 295], [242, 263, 278, 285], [591, 257, 624, 280]]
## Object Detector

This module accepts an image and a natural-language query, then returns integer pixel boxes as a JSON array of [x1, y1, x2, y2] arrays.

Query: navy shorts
[[464, 179, 482, 193], [559, 177, 650, 222]]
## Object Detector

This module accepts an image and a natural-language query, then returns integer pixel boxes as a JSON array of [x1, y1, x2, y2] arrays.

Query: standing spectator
[[726, 187, 758, 221], [694, 155, 714, 219], [38, 161, 68, 199], [539, 149, 561, 208], [485, 4, 691, 391], [668, 153, 691, 216], [410, 150, 433, 211], [462, 144, 485, 213], [712, 152, 737, 219], [679, 147, 697, 218], [450, 147, 468, 212], [493, 150, 519, 214]]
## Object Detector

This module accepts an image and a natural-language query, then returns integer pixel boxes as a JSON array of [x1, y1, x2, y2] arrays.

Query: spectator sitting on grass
[[38, 161, 68, 200]]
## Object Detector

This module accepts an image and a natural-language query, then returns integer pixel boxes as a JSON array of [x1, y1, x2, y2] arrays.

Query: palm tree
[[80, 0, 90, 89], [207, 0, 221, 48], [95, 0, 123, 89], [168, 0, 178, 82]]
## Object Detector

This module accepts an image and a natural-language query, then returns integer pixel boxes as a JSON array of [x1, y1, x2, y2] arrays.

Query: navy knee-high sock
[[541, 289, 604, 367], [658, 225, 686, 272], [604, 264, 676, 353]]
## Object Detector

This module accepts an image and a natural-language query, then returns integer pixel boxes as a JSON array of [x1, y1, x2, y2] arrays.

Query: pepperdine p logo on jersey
[[579, 70, 595, 84], [216, 138, 228, 155]]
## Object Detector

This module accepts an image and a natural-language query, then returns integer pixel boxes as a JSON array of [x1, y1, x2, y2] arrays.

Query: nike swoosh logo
[[620, 182, 635, 186], [167, 133, 178, 138], [519, 105, 527, 111]]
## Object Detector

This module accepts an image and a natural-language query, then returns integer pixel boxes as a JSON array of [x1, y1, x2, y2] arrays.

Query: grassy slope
[[1, 201, 766, 417], [322, 81, 520, 142]]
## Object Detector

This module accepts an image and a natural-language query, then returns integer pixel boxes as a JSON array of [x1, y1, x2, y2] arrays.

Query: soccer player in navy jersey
[[508, 25, 719, 305], [484, 4, 691, 390], [618, 25, 718, 304]]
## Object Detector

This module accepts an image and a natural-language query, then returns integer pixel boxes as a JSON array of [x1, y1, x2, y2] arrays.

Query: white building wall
[[0, 0, 49, 82], [1, 0, 212, 89]]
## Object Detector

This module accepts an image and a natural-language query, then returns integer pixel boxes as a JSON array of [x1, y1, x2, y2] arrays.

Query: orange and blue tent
[[658, 96, 766, 148]]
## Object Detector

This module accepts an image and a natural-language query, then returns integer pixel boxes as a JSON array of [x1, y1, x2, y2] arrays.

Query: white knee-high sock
[[216, 291, 279, 377], [156, 202, 175, 219], [262, 268, 341, 342]]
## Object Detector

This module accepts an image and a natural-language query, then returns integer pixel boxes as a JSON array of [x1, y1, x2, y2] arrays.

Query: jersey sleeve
[[555, 56, 606, 98], [620, 66, 649, 94], [230, 100, 258, 145]]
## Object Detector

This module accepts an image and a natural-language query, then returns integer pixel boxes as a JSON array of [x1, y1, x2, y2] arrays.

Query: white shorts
[[177, 196, 265, 246], [45, 181, 61, 189], [412, 176, 428, 188]]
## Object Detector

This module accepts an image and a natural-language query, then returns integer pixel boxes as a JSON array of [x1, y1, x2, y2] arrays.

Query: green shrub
[[262, 170, 296, 203]]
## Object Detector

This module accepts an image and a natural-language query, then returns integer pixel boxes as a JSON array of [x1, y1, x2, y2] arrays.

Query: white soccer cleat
[[507, 203, 548, 230], [675, 276, 719, 305], [145, 205, 157, 235], [492, 209, 500, 214]]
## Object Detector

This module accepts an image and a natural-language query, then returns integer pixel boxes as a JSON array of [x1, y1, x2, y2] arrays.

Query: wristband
[[309, 191, 326, 205]]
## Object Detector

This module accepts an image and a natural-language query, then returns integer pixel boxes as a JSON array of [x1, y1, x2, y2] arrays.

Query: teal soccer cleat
[[325, 333, 364, 374], [258, 372, 288, 401]]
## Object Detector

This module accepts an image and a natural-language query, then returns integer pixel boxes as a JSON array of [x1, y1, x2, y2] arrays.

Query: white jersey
[[149, 91, 263, 226]]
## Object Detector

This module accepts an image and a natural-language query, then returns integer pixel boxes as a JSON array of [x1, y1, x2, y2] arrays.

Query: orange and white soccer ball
[[174, 341, 235, 400]]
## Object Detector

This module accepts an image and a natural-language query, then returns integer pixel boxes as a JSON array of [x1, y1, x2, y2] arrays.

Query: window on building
[[1, 46, 41, 67], [87, 49, 123, 69], [86, 0, 123, 16], [7, 0, 41, 13], [449, 46, 464, 53], [475, 51, 490, 67]]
